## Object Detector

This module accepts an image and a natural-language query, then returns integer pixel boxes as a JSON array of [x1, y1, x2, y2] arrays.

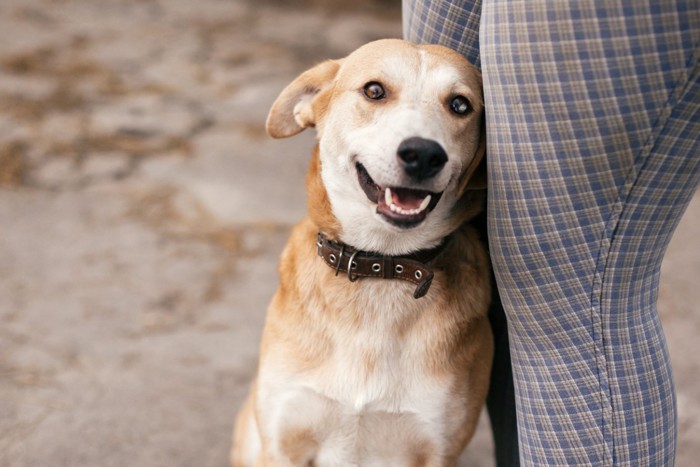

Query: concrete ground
[[0, 1, 698, 466]]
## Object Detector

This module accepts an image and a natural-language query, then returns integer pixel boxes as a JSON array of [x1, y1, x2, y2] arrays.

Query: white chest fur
[[255, 281, 468, 465]]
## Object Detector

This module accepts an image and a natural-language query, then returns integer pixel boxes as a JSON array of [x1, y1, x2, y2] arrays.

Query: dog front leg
[[231, 390, 263, 467]]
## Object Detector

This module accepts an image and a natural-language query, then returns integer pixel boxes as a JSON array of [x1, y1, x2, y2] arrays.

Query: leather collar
[[316, 232, 449, 299]]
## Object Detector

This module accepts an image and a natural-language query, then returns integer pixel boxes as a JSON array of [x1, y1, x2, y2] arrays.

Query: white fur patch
[[255, 284, 462, 463]]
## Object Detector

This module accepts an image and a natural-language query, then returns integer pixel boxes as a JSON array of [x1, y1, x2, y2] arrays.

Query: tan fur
[[266, 59, 342, 139], [306, 147, 341, 238], [280, 427, 319, 465], [231, 39, 493, 466], [231, 386, 260, 467]]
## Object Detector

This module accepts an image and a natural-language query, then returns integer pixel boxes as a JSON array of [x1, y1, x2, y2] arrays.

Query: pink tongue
[[392, 190, 425, 210]]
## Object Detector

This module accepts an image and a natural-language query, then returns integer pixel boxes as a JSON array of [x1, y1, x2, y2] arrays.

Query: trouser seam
[[589, 41, 700, 466]]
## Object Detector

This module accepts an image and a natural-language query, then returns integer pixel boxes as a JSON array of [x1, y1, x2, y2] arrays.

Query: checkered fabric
[[404, 1, 700, 465]]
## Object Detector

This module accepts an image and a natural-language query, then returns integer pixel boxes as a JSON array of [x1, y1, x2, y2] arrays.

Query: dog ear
[[458, 123, 487, 192], [266, 60, 342, 139]]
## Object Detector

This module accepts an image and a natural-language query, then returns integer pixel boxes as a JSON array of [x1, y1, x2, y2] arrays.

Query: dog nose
[[397, 137, 448, 181]]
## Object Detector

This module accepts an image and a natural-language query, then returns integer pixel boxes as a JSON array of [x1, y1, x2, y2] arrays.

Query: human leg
[[480, 0, 700, 464]]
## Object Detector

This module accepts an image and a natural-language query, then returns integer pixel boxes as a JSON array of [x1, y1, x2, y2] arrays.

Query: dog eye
[[449, 96, 472, 115], [362, 82, 386, 100]]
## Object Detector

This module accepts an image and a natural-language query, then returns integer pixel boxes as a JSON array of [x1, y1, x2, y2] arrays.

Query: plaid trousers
[[404, 1, 700, 465]]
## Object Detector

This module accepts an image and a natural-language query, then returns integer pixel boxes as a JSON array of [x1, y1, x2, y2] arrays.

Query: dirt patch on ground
[[0, 142, 28, 186]]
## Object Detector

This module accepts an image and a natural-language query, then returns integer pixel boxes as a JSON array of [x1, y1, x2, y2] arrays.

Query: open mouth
[[356, 162, 443, 228]]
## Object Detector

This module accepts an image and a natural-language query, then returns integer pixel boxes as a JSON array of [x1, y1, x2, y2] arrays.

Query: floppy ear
[[458, 123, 487, 192], [266, 59, 343, 139]]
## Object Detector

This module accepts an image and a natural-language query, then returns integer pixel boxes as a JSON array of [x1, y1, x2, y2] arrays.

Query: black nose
[[397, 137, 448, 181]]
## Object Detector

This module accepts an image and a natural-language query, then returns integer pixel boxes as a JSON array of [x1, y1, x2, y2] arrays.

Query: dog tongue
[[392, 188, 427, 210]]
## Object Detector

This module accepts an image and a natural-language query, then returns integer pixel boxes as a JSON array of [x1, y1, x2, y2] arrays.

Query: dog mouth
[[356, 162, 443, 228]]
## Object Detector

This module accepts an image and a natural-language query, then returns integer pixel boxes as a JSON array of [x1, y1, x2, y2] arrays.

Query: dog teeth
[[419, 195, 432, 212], [384, 188, 432, 216]]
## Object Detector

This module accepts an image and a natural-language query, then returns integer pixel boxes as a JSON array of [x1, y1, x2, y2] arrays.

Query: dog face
[[266, 39, 484, 255]]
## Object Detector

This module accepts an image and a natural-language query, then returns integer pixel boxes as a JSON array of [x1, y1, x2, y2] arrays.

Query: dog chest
[[255, 291, 470, 463], [256, 356, 458, 465], [261, 301, 451, 410]]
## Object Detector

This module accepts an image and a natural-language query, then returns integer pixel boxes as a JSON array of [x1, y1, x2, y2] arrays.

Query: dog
[[231, 39, 492, 466]]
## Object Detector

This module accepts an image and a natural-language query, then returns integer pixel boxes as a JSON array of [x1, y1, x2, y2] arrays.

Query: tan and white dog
[[231, 39, 493, 467]]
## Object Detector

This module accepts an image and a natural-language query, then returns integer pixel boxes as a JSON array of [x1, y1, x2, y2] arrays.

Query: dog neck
[[306, 146, 342, 238], [315, 231, 449, 299]]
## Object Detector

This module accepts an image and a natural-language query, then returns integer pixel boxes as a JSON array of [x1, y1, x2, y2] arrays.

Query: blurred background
[[0, 1, 697, 466]]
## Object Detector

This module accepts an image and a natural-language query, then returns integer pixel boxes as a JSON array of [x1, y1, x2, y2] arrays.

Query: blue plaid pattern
[[404, 0, 700, 465]]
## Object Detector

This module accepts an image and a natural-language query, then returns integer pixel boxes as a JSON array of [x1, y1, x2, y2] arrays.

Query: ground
[[0, 1, 698, 466]]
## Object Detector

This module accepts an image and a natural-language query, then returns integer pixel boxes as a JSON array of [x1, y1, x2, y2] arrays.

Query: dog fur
[[231, 39, 493, 467]]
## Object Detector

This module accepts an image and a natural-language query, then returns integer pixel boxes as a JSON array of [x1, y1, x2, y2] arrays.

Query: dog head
[[266, 39, 485, 255]]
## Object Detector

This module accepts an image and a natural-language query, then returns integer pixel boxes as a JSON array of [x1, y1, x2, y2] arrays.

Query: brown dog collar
[[315, 232, 449, 299]]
